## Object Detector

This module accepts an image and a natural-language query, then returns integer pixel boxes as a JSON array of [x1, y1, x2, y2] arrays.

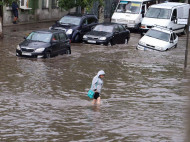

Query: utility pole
[[184, 1, 190, 68]]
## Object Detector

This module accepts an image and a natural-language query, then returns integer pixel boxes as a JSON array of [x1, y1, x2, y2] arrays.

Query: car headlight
[[139, 41, 146, 46], [35, 48, 45, 53], [99, 37, 106, 40], [83, 35, 87, 39], [17, 45, 21, 50], [66, 29, 73, 35]]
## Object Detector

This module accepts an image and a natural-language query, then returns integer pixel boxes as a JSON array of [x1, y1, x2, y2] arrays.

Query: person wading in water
[[91, 70, 105, 105]]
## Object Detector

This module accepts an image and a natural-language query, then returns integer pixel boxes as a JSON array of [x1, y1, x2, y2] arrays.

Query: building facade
[[3, 0, 68, 25]]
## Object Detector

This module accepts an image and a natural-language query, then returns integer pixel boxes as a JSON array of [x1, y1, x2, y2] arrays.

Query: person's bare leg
[[92, 99, 96, 105], [96, 97, 101, 105]]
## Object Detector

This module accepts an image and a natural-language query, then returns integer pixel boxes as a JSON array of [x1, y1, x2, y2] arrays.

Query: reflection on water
[[0, 23, 189, 141]]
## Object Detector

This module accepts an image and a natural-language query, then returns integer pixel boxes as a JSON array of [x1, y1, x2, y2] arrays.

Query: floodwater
[[0, 22, 190, 142]]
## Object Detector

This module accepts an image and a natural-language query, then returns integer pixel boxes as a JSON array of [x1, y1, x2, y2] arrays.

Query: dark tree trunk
[[0, 5, 3, 39]]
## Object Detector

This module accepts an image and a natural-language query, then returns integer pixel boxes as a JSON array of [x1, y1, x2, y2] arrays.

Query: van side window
[[171, 9, 177, 21], [88, 17, 97, 24], [59, 33, 67, 41], [114, 25, 120, 32], [118, 25, 125, 32], [170, 34, 174, 41]]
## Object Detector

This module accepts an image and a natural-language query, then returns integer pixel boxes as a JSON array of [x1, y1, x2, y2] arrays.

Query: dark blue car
[[49, 13, 98, 43]]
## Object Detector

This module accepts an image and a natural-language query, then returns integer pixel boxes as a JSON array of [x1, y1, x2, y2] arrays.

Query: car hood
[[86, 31, 112, 37], [20, 40, 51, 49], [140, 36, 169, 49]]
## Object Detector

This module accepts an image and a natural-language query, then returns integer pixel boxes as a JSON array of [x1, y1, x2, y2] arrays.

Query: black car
[[49, 13, 98, 42], [16, 30, 71, 58], [83, 23, 130, 46]]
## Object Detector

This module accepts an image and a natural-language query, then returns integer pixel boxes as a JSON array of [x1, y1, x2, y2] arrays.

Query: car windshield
[[145, 8, 171, 19], [116, 1, 141, 14], [26, 32, 52, 42], [93, 25, 114, 33], [59, 16, 81, 26], [146, 29, 170, 42]]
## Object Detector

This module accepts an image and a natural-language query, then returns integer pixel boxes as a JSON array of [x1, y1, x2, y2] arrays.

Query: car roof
[[33, 30, 64, 34], [66, 13, 97, 18], [98, 23, 121, 26], [150, 2, 189, 9], [151, 26, 172, 34]]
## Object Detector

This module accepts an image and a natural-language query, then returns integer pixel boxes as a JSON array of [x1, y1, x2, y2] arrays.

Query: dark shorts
[[94, 92, 100, 99], [13, 10, 18, 18]]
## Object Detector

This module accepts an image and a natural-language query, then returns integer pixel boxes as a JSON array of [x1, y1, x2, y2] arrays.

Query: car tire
[[44, 51, 51, 58], [66, 48, 71, 54]]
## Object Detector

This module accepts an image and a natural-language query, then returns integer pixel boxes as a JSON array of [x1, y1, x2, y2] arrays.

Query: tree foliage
[[0, 0, 18, 6], [59, 0, 103, 12]]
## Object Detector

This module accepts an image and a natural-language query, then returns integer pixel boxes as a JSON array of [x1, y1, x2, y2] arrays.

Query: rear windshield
[[146, 29, 170, 42], [27, 32, 52, 43], [93, 25, 114, 33], [145, 8, 171, 19]]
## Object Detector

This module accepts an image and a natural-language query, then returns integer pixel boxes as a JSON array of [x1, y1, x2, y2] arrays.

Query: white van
[[111, 0, 156, 30], [140, 2, 189, 35]]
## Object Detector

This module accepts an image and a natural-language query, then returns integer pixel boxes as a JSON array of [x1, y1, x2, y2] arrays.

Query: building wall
[[3, 0, 68, 25]]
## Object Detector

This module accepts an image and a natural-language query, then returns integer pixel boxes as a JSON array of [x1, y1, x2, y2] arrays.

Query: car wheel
[[106, 41, 112, 46], [174, 44, 177, 48], [66, 48, 71, 54], [44, 51, 51, 58]]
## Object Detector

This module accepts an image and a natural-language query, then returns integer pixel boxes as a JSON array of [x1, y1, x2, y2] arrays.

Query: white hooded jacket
[[91, 70, 105, 93]]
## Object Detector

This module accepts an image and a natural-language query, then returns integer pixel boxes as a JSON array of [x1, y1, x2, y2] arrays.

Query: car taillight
[[141, 26, 145, 29]]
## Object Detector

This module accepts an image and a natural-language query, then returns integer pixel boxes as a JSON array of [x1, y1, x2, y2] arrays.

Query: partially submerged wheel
[[125, 38, 128, 44], [66, 48, 71, 54], [44, 51, 51, 58]]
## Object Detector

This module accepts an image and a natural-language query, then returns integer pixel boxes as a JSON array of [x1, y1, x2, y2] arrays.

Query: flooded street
[[0, 22, 190, 141]]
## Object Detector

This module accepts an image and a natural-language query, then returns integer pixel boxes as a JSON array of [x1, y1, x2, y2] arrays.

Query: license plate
[[88, 40, 96, 43], [22, 52, 32, 56]]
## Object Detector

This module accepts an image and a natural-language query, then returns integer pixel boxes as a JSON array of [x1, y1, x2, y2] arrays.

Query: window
[[19, 0, 32, 10], [52, 0, 59, 9], [87, 17, 97, 24], [59, 33, 67, 41], [171, 9, 177, 21], [173, 33, 177, 40], [114, 25, 120, 32], [118, 25, 125, 32], [52, 34, 59, 41], [82, 19, 88, 25], [42, 0, 49, 8]]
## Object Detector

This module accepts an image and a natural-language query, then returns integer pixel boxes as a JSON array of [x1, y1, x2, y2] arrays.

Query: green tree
[[59, 0, 103, 12]]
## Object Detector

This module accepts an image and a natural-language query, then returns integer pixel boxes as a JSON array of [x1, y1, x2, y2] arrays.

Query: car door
[[118, 25, 128, 44], [51, 33, 60, 55], [80, 18, 89, 36], [112, 25, 121, 44], [59, 32, 70, 53]]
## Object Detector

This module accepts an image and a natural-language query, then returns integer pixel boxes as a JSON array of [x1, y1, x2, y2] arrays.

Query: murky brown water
[[0, 22, 190, 141]]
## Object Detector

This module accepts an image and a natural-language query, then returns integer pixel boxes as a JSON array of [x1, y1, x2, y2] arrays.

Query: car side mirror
[[23, 37, 26, 39]]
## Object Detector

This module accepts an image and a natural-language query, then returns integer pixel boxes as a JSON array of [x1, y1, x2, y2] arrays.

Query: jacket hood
[[97, 70, 105, 77]]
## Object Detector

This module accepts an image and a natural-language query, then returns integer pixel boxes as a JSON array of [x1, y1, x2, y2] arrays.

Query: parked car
[[49, 13, 98, 42], [16, 30, 71, 58], [137, 26, 178, 51], [83, 23, 130, 46]]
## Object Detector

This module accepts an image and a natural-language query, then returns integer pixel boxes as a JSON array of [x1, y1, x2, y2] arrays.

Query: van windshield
[[116, 1, 141, 14], [146, 29, 170, 42], [145, 8, 171, 19]]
